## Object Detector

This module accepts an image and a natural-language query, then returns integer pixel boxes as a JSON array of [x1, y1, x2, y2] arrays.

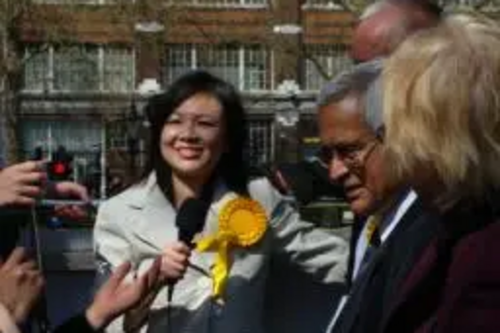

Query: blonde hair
[[383, 11, 500, 204]]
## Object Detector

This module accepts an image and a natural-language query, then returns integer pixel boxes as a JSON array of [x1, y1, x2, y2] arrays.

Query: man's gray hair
[[317, 59, 384, 133]]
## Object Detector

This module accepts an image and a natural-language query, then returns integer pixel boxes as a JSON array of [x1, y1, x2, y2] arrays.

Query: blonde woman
[[381, 12, 500, 333]]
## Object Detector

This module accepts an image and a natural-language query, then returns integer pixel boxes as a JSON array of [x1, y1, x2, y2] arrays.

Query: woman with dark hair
[[93, 70, 347, 333]]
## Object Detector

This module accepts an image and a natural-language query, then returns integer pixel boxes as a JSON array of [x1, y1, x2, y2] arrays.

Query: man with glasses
[[320, 60, 440, 333], [319, 2, 443, 332]]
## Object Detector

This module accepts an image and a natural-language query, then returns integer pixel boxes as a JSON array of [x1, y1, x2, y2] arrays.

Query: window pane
[[23, 46, 49, 91], [247, 118, 274, 168], [197, 0, 239, 5], [20, 119, 101, 154], [243, 0, 265, 4], [103, 47, 134, 92], [304, 0, 343, 7], [165, 44, 193, 86], [244, 46, 269, 91], [164, 44, 271, 91], [166, 0, 266, 6], [197, 45, 239, 88], [31, 0, 102, 4], [53, 46, 99, 92], [304, 45, 351, 91]]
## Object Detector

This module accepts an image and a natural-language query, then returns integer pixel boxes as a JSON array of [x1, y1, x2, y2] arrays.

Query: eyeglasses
[[317, 140, 379, 171]]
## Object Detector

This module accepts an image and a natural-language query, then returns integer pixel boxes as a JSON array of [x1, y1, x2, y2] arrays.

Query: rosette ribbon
[[195, 197, 267, 302]]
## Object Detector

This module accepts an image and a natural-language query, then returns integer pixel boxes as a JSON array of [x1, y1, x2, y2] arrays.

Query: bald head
[[351, 1, 441, 63]]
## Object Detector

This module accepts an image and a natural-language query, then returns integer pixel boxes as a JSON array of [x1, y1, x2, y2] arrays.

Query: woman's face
[[161, 93, 226, 184]]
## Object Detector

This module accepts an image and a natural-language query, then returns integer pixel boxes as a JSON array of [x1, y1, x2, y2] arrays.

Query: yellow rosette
[[196, 197, 267, 302]]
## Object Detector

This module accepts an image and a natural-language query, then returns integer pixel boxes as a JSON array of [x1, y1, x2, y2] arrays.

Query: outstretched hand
[[0, 247, 45, 324], [85, 258, 161, 330], [0, 161, 46, 207]]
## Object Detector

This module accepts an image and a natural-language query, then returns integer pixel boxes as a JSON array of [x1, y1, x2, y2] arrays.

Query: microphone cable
[[167, 283, 174, 333]]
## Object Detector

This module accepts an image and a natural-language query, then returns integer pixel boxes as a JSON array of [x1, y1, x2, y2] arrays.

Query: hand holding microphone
[[159, 198, 208, 298], [123, 198, 208, 333], [160, 241, 191, 281]]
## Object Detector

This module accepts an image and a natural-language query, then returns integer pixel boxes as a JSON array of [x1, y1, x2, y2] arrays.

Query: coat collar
[[121, 173, 164, 210]]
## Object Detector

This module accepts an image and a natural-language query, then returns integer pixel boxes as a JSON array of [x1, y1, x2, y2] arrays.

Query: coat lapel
[[126, 175, 178, 262], [337, 196, 435, 333], [334, 246, 387, 333]]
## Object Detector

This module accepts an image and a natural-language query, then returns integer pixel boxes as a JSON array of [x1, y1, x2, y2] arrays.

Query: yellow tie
[[365, 214, 381, 246]]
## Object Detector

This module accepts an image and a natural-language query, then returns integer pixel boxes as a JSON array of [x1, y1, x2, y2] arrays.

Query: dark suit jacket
[[331, 198, 440, 333], [383, 200, 500, 333]]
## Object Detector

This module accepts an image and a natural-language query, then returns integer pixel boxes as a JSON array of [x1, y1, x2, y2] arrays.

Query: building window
[[244, 46, 268, 91], [20, 119, 101, 156], [23, 45, 50, 91], [166, 0, 266, 7], [247, 117, 274, 168], [53, 46, 99, 92], [302, 0, 344, 9], [198, 45, 240, 88], [165, 44, 271, 91], [165, 44, 194, 86], [23, 45, 134, 93], [102, 47, 135, 92], [31, 0, 118, 4], [303, 45, 351, 92]]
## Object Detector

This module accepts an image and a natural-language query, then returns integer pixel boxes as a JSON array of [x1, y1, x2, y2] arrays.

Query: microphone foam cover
[[176, 198, 209, 244]]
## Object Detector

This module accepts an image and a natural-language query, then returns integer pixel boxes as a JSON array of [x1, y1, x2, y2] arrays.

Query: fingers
[[144, 257, 161, 288], [18, 185, 42, 197], [106, 261, 132, 290], [18, 260, 37, 273], [13, 161, 44, 173], [10, 161, 47, 183], [3, 248, 29, 270], [23, 270, 45, 290], [160, 242, 191, 280], [13, 196, 36, 207], [18, 171, 46, 184], [11, 185, 40, 206], [54, 205, 88, 221], [54, 182, 89, 201], [171, 242, 191, 255]]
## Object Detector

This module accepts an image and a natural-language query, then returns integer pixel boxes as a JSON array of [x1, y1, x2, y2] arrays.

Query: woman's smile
[[175, 146, 204, 159]]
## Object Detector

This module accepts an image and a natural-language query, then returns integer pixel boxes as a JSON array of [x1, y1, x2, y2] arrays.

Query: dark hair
[[141, 70, 250, 203]]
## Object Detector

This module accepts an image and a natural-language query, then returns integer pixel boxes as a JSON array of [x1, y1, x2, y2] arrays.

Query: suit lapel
[[334, 244, 387, 333], [335, 197, 430, 333]]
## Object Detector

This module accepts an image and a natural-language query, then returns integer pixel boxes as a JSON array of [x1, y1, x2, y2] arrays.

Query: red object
[[52, 162, 67, 175]]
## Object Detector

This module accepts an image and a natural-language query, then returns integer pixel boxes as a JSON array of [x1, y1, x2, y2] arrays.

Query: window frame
[[22, 44, 135, 94], [164, 43, 272, 92]]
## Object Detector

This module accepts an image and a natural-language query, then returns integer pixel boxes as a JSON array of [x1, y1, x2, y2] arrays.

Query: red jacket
[[383, 202, 500, 333]]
